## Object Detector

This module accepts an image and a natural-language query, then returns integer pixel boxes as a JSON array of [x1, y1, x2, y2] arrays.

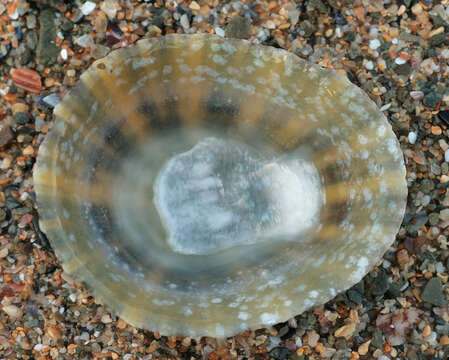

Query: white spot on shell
[[238, 312, 249, 320]]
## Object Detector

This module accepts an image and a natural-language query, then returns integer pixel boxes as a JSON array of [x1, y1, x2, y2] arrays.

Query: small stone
[[421, 278, 446, 307], [106, 22, 124, 46], [37, 9, 59, 66], [189, 1, 200, 10], [440, 209, 449, 222], [411, 3, 423, 15], [117, 318, 127, 329], [431, 126, 442, 136], [101, 0, 120, 20], [410, 91, 424, 101], [81, 1, 96, 15], [11, 102, 29, 114], [75, 34, 91, 48], [2, 304, 22, 318], [0, 124, 14, 147], [334, 322, 356, 339], [423, 91, 442, 108], [371, 270, 389, 296], [396, 249, 409, 265], [347, 289, 363, 305], [0, 247, 8, 258], [214, 27, 225, 37], [369, 39, 381, 50], [438, 110, 449, 126], [422, 325, 432, 338], [408, 131, 417, 144], [226, 15, 251, 39], [180, 14, 190, 31], [60, 48, 68, 60], [101, 313, 112, 323], [365, 61, 374, 70], [440, 335, 449, 346], [15, 112, 29, 125], [48, 326, 62, 340], [395, 57, 407, 65], [358, 340, 371, 356], [307, 330, 320, 347], [11, 68, 42, 93], [26, 14, 36, 29], [429, 34, 446, 47], [42, 93, 61, 108]]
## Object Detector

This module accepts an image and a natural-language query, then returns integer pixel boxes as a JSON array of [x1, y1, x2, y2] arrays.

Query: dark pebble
[[37, 9, 59, 66], [421, 278, 446, 307], [423, 91, 442, 108], [25, 31, 38, 51], [5, 197, 21, 210], [269, 347, 291, 360], [347, 289, 363, 305], [106, 22, 125, 46], [371, 327, 384, 348], [387, 283, 402, 298], [15, 25, 23, 41], [0, 125, 14, 147], [438, 110, 449, 126], [371, 270, 389, 296], [60, 19, 74, 32], [0, 39, 11, 60], [428, 33, 446, 47], [396, 62, 412, 75], [15, 112, 30, 125], [226, 15, 251, 39]]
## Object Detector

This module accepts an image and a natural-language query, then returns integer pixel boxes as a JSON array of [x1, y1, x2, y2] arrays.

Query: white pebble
[[180, 14, 190, 30], [395, 57, 406, 65], [369, 39, 381, 50], [34, 344, 43, 351], [214, 27, 225, 37], [81, 1, 96, 15], [365, 61, 374, 70], [445, 149, 449, 163], [380, 103, 392, 111], [60, 48, 68, 60], [408, 131, 417, 145]]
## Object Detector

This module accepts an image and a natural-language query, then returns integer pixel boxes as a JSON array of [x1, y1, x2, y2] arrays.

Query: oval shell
[[33, 34, 407, 337]]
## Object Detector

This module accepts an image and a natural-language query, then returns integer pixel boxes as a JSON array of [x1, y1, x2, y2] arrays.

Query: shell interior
[[33, 34, 407, 337]]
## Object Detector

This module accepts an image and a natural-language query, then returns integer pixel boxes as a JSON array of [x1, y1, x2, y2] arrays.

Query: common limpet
[[33, 34, 407, 337]]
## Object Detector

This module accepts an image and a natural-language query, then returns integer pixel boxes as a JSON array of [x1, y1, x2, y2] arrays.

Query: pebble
[[334, 322, 356, 339], [214, 27, 225, 37], [431, 126, 442, 136], [60, 48, 68, 60], [410, 91, 424, 101], [369, 39, 381, 50], [440, 335, 449, 346], [37, 9, 59, 66], [365, 61, 374, 70], [180, 14, 190, 31], [101, 0, 120, 20], [408, 131, 417, 144], [101, 314, 112, 323], [2, 304, 22, 318], [0, 124, 14, 147], [42, 93, 61, 108], [439, 110, 449, 126], [421, 278, 446, 307], [440, 209, 449, 222], [395, 57, 407, 65], [26, 14, 36, 29], [81, 1, 96, 16], [445, 149, 449, 163], [225, 16, 251, 39]]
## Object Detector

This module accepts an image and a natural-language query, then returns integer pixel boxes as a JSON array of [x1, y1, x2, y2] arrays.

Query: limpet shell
[[33, 34, 407, 337]]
